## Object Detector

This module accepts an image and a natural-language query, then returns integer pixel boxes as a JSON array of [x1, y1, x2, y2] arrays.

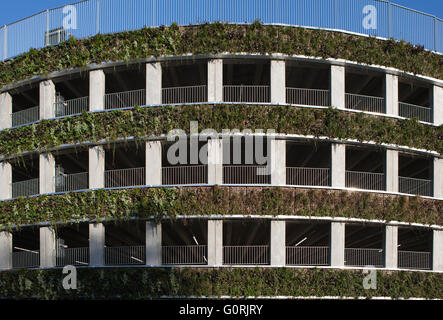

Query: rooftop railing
[[223, 85, 270, 103], [398, 102, 432, 123], [286, 167, 330, 186], [399, 176, 432, 197], [344, 248, 384, 267], [345, 170, 385, 191], [104, 89, 146, 110], [286, 88, 330, 107], [11, 106, 39, 127], [162, 245, 208, 265], [55, 96, 89, 117], [223, 245, 270, 265], [286, 246, 330, 266], [11, 178, 39, 198], [398, 250, 432, 270], [162, 85, 207, 104], [345, 93, 385, 114]]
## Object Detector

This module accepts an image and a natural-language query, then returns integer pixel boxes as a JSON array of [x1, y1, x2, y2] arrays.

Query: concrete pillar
[[271, 60, 286, 104], [434, 158, 443, 198], [330, 65, 345, 109], [270, 220, 286, 266], [39, 153, 55, 194], [0, 231, 12, 270], [89, 70, 105, 111], [89, 146, 105, 189], [385, 149, 398, 193], [330, 222, 345, 267], [384, 225, 398, 269], [146, 141, 162, 185], [40, 227, 56, 268], [270, 139, 286, 186], [146, 62, 162, 105], [433, 230, 443, 272], [0, 162, 12, 200], [208, 138, 223, 185], [89, 223, 105, 266], [146, 221, 162, 266], [208, 59, 223, 103], [39, 80, 55, 120], [0, 92, 12, 130], [207, 220, 223, 266], [432, 85, 443, 125], [385, 73, 398, 116], [331, 143, 346, 188]]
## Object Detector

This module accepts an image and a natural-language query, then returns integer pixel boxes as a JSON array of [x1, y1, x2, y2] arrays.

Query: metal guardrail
[[11, 106, 39, 127], [104, 167, 145, 188], [398, 250, 431, 270], [11, 178, 39, 198], [398, 102, 432, 123], [345, 170, 385, 191], [56, 247, 89, 266], [286, 167, 330, 186], [223, 165, 271, 184], [286, 246, 330, 266], [399, 176, 432, 197], [162, 165, 207, 185], [344, 248, 384, 267], [223, 245, 270, 265], [12, 251, 40, 269], [286, 88, 330, 106], [223, 85, 270, 103], [345, 93, 385, 114], [104, 89, 146, 110], [55, 172, 89, 193], [162, 245, 208, 265], [55, 96, 89, 117], [162, 85, 207, 104], [104, 246, 146, 265]]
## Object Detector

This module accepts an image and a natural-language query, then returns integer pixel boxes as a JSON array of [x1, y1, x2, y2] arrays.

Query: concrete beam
[[270, 220, 286, 266], [89, 146, 105, 189], [330, 222, 345, 267], [433, 230, 443, 272], [0, 231, 12, 270], [434, 158, 443, 198], [331, 143, 346, 188], [89, 70, 105, 111], [39, 153, 55, 195], [146, 62, 162, 105], [39, 80, 55, 120], [0, 92, 12, 130], [271, 60, 286, 104], [384, 225, 398, 269], [330, 65, 345, 109], [385, 74, 398, 116], [0, 162, 12, 200], [207, 220, 223, 266], [208, 139, 223, 185], [146, 141, 162, 185], [40, 227, 56, 268], [89, 223, 105, 266], [208, 59, 223, 103], [433, 85, 443, 125], [270, 139, 286, 186], [385, 149, 398, 193], [146, 221, 162, 266]]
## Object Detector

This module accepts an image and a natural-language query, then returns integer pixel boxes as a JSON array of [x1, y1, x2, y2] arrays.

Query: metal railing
[[223, 165, 271, 184], [56, 247, 89, 266], [223, 245, 270, 265], [12, 251, 40, 269], [162, 165, 207, 185], [286, 167, 330, 186], [104, 89, 146, 109], [345, 171, 385, 191], [223, 85, 270, 103], [104, 167, 145, 188], [11, 106, 39, 127], [162, 85, 207, 104], [286, 88, 330, 106], [345, 93, 385, 114], [398, 250, 432, 270], [398, 102, 432, 123], [286, 246, 330, 266], [55, 96, 89, 117], [11, 178, 39, 198], [345, 248, 384, 267], [104, 246, 146, 265], [162, 245, 208, 265], [399, 176, 432, 197], [55, 172, 89, 193]]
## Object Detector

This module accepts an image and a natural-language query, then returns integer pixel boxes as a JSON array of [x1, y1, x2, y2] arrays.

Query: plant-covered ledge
[[0, 105, 441, 158], [0, 267, 441, 299], [0, 22, 442, 89], [0, 186, 441, 230]]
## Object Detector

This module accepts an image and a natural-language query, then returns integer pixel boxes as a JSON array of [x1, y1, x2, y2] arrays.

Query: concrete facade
[[146, 141, 162, 185], [39, 80, 55, 120], [0, 231, 12, 270], [385, 74, 398, 116], [146, 221, 162, 266], [146, 62, 162, 105], [0, 92, 12, 130], [207, 138, 223, 185], [207, 59, 223, 103], [270, 139, 286, 186], [40, 227, 56, 268], [384, 225, 398, 269], [0, 161, 12, 200], [385, 149, 399, 193], [330, 222, 345, 267], [89, 70, 105, 111], [331, 143, 346, 188], [433, 85, 443, 126], [89, 223, 105, 266], [433, 230, 443, 272], [89, 146, 105, 189], [207, 220, 223, 266], [270, 220, 286, 266], [434, 158, 443, 198], [270, 60, 286, 104], [39, 153, 56, 195], [330, 65, 345, 109]]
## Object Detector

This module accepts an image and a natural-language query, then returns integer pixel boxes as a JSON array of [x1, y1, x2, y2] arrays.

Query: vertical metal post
[[45, 9, 49, 46], [96, 0, 100, 35], [434, 17, 437, 52], [387, 1, 391, 38], [334, 0, 337, 29], [3, 25, 6, 61]]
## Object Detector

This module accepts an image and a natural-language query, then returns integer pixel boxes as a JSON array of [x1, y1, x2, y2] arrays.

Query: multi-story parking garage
[[0, 0, 442, 299]]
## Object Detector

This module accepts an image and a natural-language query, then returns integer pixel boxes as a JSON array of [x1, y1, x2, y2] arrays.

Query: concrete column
[[271, 60, 286, 104], [146, 141, 162, 185], [89, 223, 105, 266], [270, 220, 286, 266], [432, 85, 443, 125], [0, 92, 12, 130], [330, 222, 345, 267], [208, 138, 223, 185], [0, 231, 12, 270], [385, 149, 398, 193], [0, 162, 12, 200], [39, 80, 55, 120], [270, 139, 286, 186], [384, 225, 398, 269], [330, 65, 345, 109], [208, 59, 223, 103], [385, 73, 398, 116], [40, 227, 56, 268], [146, 221, 162, 266], [331, 143, 346, 188], [207, 220, 223, 266], [146, 62, 162, 105], [89, 146, 105, 189], [89, 70, 105, 111], [39, 153, 55, 194], [434, 158, 443, 198], [433, 230, 443, 272]]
